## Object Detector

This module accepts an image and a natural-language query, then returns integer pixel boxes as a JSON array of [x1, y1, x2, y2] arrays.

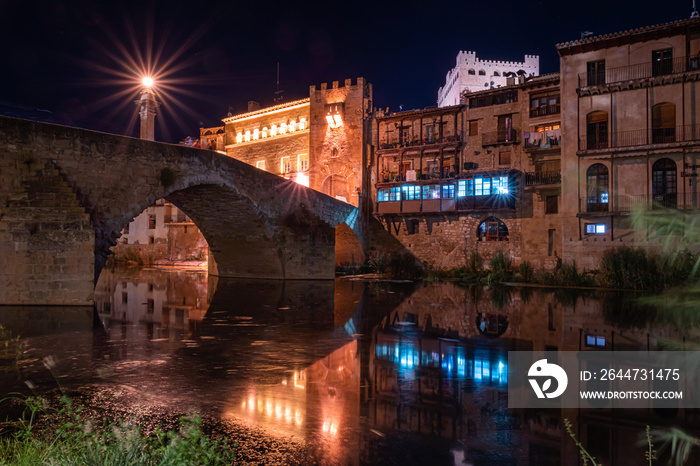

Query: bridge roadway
[[0, 116, 362, 305]]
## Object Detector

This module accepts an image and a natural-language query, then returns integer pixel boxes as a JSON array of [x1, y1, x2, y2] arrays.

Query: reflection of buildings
[[94, 268, 208, 340], [367, 283, 700, 465]]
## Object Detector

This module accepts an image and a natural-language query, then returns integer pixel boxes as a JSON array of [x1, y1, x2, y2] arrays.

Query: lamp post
[[136, 77, 159, 141]]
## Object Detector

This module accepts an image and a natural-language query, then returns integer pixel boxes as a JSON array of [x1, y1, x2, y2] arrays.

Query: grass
[[0, 396, 236, 466]]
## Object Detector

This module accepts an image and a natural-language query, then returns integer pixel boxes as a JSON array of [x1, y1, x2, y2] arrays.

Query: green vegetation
[[0, 396, 236, 466], [107, 249, 155, 267], [598, 247, 698, 292]]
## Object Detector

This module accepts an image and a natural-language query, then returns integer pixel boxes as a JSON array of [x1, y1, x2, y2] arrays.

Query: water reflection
[[2, 270, 700, 464]]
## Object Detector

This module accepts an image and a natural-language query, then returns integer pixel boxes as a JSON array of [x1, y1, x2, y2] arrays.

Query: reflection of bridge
[[0, 116, 363, 305]]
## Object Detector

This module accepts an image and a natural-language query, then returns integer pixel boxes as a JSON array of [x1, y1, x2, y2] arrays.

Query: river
[[1, 266, 699, 465]]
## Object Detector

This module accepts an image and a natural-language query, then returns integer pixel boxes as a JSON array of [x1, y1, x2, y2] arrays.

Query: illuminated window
[[271, 124, 277, 136], [256, 160, 266, 171], [585, 335, 606, 347], [585, 223, 606, 235], [401, 185, 420, 200], [236, 132, 243, 144], [422, 185, 440, 199], [280, 122, 287, 134], [244, 130, 251, 142], [281, 156, 292, 174], [441, 185, 455, 198], [297, 154, 309, 172], [262, 127, 268, 138], [289, 120, 296, 132], [299, 118, 306, 130], [253, 128, 259, 140], [477, 217, 509, 241]]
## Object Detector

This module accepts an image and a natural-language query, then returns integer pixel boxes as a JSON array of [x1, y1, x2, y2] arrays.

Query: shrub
[[487, 251, 513, 283], [517, 261, 535, 282]]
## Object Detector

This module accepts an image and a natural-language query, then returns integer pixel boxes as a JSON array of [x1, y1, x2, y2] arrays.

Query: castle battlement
[[310, 77, 365, 93]]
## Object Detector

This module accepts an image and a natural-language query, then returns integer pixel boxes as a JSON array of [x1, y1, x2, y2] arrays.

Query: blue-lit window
[[389, 187, 401, 201], [377, 189, 389, 202], [493, 176, 509, 194], [423, 185, 440, 199], [457, 179, 474, 197], [585, 223, 606, 235], [586, 335, 606, 347], [442, 185, 455, 198], [402, 185, 420, 200]]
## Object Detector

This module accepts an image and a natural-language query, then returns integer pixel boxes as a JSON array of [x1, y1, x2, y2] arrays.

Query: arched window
[[280, 122, 287, 134], [586, 111, 608, 150], [244, 130, 251, 142], [289, 120, 296, 132], [478, 69, 486, 76], [262, 127, 268, 138], [477, 217, 509, 241], [468, 69, 476, 75], [493, 71, 500, 77], [586, 163, 609, 212], [236, 132, 243, 144], [299, 118, 306, 130], [270, 124, 277, 136], [652, 103, 676, 143], [652, 158, 677, 208], [253, 128, 259, 140]]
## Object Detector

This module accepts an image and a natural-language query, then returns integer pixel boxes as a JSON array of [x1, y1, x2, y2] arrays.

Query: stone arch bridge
[[0, 116, 362, 306]]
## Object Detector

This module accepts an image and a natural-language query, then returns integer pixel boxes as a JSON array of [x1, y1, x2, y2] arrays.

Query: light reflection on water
[[1, 267, 700, 465]]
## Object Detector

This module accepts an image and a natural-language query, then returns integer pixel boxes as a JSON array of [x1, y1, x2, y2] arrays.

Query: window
[[280, 156, 292, 174], [586, 164, 609, 212], [236, 132, 243, 144], [586, 111, 608, 150], [457, 176, 508, 196], [545, 195, 558, 214], [244, 130, 251, 142], [585, 335, 606, 347], [652, 48, 673, 76], [253, 128, 259, 140], [256, 160, 266, 171], [401, 185, 420, 200], [270, 124, 277, 136], [585, 223, 606, 234], [122, 292, 128, 304], [388, 187, 401, 201], [497, 115, 514, 143], [498, 151, 511, 166], [652, 103, 676, 143], [149, 236, 154, 244], [535, 123, 560, 132], [425, 124, 436, 143], [586, 60, 605, 86], [441, 185, 455, 198], [652, 158, 677, 208], [478, 69, 486, 76], [422, 185, 440, 199], [299, 118, 306, 130], [469, 90, 518, 109], [280, 122, 287, 134], [262, 127, 268, 138], [469, 120, 479, 136], [477, 217, 509, 241], [289, 120, 296, 132], [492, 176, 509, 194], [530, 93, 560, 117], [148, 214, 156, 230], [457, 179, 473, 197], [468, 69, 476, 75], [297, 154, 309, 172], [377, 189, 389, 202]]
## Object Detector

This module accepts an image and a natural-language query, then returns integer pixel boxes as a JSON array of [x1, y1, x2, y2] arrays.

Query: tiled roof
[[222, 98, 310, 123], [556, 16, 700, 52]]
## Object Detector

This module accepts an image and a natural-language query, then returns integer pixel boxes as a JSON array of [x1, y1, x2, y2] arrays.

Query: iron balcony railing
[[529, 105, 560, 118], [524, 170, 561, 187], [482, 129, 519, 146], [524, 135, 561, 150], [379, 135, 461, 150], [578, 124, 700, 151], [578, 56, 699, 88], [580, 193, 700, 213]]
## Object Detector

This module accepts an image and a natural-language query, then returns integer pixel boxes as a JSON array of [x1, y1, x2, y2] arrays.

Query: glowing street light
[[142, 76, 154, 88]]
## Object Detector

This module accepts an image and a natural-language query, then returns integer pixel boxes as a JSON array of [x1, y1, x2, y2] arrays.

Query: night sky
[[0, 0, 695, 143]]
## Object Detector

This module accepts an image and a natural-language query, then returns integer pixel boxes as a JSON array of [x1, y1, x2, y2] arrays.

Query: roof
[[222, 98, 310, 123], [376, 104, 463, 121], [556, 16, 700, 55]]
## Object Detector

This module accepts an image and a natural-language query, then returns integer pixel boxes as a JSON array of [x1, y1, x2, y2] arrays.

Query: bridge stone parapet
[[0, 116, 361, 305]]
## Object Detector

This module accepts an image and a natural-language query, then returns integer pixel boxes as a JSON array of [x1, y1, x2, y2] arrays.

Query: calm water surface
[[1, 266, 700, 465]]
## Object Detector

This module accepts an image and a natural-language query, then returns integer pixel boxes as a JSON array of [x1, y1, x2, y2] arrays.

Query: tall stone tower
[[137, 84, 158, 141]]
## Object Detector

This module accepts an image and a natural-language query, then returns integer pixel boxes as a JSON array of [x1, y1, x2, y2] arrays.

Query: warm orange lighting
[[333, 114, 343, 127], [295, 173, 309, 187], [142, 76, 154, 88]]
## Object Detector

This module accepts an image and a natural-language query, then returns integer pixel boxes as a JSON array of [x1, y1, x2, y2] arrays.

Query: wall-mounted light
[[325, 103, 344, 128]]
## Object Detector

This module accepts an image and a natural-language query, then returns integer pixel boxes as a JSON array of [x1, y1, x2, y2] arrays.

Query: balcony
[[482, 129, 519, 147], [578, 124, 700, 152], [579, 193, 700, 214], [578, 56, 699, 89], [378, 135, 461, 151], [530, 105, 560, 118], [524, 170, 561, 187]]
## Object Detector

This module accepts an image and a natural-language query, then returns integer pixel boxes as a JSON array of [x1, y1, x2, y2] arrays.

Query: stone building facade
[[218, 78, 373, 208], [437, 51, 540, 107], [371, 77, 562, 269], [556, 16, 700, 269]]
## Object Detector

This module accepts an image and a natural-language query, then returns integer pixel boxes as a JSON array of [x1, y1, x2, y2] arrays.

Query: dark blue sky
[[0, 0, 695, 142]]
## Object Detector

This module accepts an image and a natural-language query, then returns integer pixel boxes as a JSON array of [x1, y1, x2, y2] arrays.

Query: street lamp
[[136, 76, 159, 141]]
